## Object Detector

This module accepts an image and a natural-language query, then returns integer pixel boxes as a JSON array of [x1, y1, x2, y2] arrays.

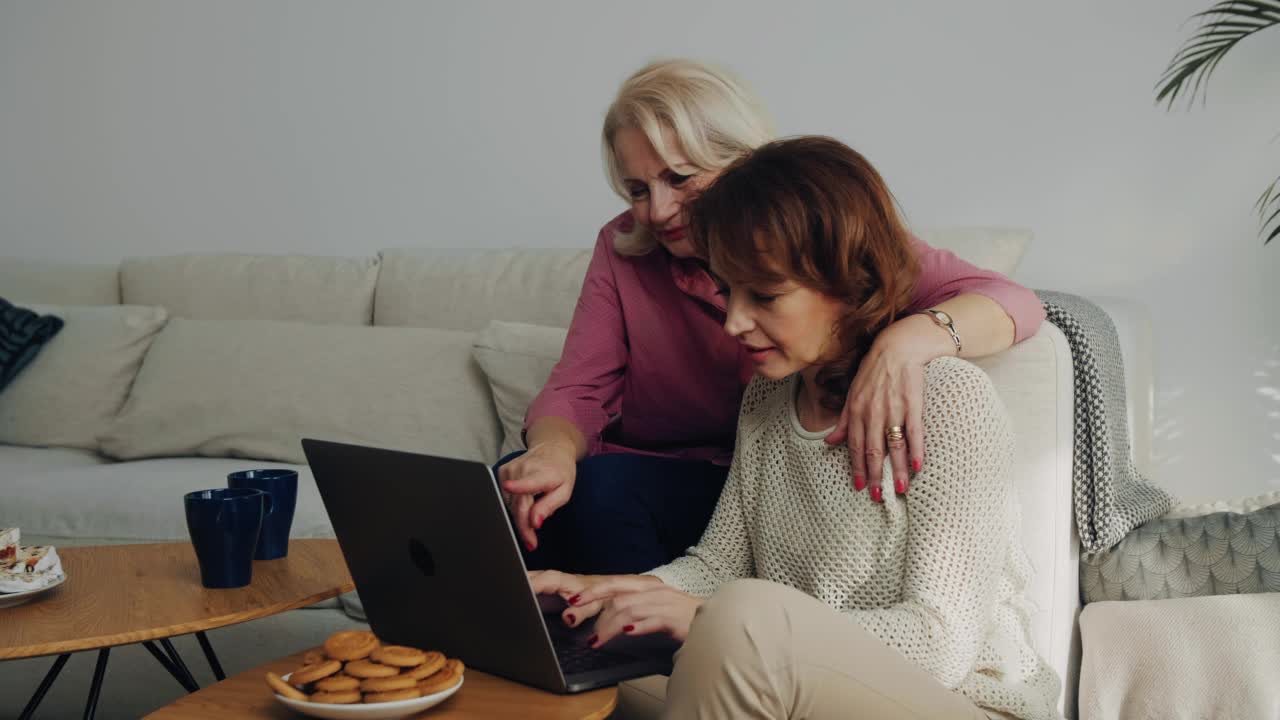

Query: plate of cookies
[[265, 630, 464, 719]]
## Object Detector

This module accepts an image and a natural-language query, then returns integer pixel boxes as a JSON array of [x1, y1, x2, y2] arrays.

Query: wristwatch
[[919, 308, 962, 354]]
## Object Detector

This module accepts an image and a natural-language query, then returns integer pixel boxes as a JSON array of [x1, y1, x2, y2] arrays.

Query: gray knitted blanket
[[1037, 291, 1175, 555]]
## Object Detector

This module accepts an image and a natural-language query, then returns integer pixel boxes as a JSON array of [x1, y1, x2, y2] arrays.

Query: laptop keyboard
[[552, 636, 642, 675]]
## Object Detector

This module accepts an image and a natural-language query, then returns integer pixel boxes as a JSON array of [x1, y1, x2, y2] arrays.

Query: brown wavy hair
[[688, 136, 920, 410]]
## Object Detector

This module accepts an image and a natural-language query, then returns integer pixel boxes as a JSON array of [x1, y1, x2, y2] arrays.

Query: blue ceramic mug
[[227, 469, 298, 560], [183, 488, 270, 588]]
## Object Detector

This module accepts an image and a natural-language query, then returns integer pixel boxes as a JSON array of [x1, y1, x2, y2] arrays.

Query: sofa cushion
[[0, 258, 121, 305], [0, 299, 64, 391], [3, 458, 331, 545], [100, 318, 501, 465], [374, 230, 1025, 333], [374, 248, 591, 331], [1080, 502, 1280, 602], [1078, 594, 1280, 720], [0, 445, 111, 475], [121, 254, 380, 325], [472, 321, 568, 457], [915, 227, 1030, 276], [0, 304, 168, 451]]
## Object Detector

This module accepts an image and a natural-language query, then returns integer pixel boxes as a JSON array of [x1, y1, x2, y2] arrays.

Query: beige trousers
[[660, 579, 996, 720]]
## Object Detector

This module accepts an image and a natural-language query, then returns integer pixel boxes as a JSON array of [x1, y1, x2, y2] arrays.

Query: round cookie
[[418, 663, 462, 695], [310, 690, 362, 704], [324, 630, 379, 661], [344, 659, 401, 678], [404, 651, 446, 680], [364, 688, 422, 703], [289, 659, 342, 686], [314, 673, 360, 692], [370, 644, 428, 668], [265, 671, 308, 701], [359, 674, 417, 692], [302, 649, 326, 666]]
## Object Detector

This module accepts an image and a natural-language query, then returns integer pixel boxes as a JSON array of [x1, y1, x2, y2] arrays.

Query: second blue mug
[[227, 469, 298, 560]]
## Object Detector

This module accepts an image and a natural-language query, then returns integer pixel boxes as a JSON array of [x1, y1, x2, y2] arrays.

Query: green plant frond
[[1257, 176, 1280, 245], [1197, 0, 1280, 17], [1156, 1, 1280, 109]]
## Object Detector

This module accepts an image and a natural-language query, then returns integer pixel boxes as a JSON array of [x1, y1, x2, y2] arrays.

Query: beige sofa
[[0, 231, 1156, 719]]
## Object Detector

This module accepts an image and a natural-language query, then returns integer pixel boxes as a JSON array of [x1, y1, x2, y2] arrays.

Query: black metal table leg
[[82, 648, 109, 720], [195, 631, 225, 681], [159, 637, 200, 691], [143, 641, 200, 693], [18, 653, 70, 720]]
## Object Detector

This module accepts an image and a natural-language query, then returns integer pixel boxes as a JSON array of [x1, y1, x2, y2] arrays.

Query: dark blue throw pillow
[[0, 298, 64, 393]]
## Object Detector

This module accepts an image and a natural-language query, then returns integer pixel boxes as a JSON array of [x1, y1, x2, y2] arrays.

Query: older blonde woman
[[499, 60, 1045, 576]]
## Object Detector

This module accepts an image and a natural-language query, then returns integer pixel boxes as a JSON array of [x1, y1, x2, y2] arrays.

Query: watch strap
[[921, 308, 962, 354]]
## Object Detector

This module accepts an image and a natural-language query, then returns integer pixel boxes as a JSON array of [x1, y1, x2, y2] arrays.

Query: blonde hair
[[603, 59, 775, 256]]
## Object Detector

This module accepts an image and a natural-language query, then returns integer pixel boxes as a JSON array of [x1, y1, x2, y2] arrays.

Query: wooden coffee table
[[144, 649, 617, 719], [0, 540, 354, 720]]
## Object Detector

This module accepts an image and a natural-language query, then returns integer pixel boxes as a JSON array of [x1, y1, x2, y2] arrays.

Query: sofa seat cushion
[[617, 675, 669, 720], [100, 317, 501, 465], [0, 445, 111, 475], [0, 304, 168, 451], [121, 254, 380, 325], [4, 458, 331, 545]]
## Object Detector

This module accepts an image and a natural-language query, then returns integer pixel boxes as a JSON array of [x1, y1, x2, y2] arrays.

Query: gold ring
[[885, 425, 905, 444]]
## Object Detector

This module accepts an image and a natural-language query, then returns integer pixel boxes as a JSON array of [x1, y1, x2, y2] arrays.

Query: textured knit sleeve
[[846, 358, 1017, 688], [909, 235, 1046, 344], [642, 378, 782, 594], [523, 226, 629, 455]]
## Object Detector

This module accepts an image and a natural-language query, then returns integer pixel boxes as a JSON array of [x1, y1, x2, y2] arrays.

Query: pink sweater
[[525, 212, 1045, 464]]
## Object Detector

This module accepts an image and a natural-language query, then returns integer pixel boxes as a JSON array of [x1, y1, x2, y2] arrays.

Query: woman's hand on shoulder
[[499, 441, 578, 551], [826, 317, 938, 501]]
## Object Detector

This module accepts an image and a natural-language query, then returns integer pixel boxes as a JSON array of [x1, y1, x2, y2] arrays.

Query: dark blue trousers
[[494, 452, 729, 575]]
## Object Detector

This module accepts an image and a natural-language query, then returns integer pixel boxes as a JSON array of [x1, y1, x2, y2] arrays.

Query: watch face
[[935, 311, 952, 325]]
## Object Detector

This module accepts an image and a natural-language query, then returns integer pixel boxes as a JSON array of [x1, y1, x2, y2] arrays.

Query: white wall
[[2, 0, 1278, 504]]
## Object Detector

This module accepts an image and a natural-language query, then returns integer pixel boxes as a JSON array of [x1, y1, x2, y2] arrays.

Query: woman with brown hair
[[531, 137, 1061, 719], [500, 59, 1046, 577]]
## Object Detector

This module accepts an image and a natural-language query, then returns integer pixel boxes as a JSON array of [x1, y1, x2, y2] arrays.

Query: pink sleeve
[[908, 235, 1045, 344], [523, 227, 628, 455]]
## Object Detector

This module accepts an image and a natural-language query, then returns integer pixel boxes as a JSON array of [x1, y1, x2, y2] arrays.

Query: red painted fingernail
[[568, 594, 581, 605], [870, 486, 883, 503], [534, 515, 543, 529], [911, 458, 921, 472], [566, 613, 576, 624], [587, 634, 598, 646], [894, 478, 906, 494], [623, 624, 635, 633], [525, 541, 535, 552], [853, 474, 865, 491]]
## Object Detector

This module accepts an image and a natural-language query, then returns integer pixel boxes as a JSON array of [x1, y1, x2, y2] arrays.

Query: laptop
[[302, 438, 675, 693]]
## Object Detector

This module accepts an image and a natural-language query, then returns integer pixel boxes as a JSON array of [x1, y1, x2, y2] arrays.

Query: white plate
[[274, 671, 464, 720], [0, 573, 66, 609]]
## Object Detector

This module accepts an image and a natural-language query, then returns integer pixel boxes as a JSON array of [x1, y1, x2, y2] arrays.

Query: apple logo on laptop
[[408, 538, 436, 577]]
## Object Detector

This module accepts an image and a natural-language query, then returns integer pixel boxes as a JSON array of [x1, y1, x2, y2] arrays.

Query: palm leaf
[[1156, 0, 1280, 109], [1256, 176, 1280, 244]]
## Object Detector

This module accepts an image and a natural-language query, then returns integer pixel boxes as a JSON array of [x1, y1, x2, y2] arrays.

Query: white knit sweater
[[648, 357, 1061, 720]]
